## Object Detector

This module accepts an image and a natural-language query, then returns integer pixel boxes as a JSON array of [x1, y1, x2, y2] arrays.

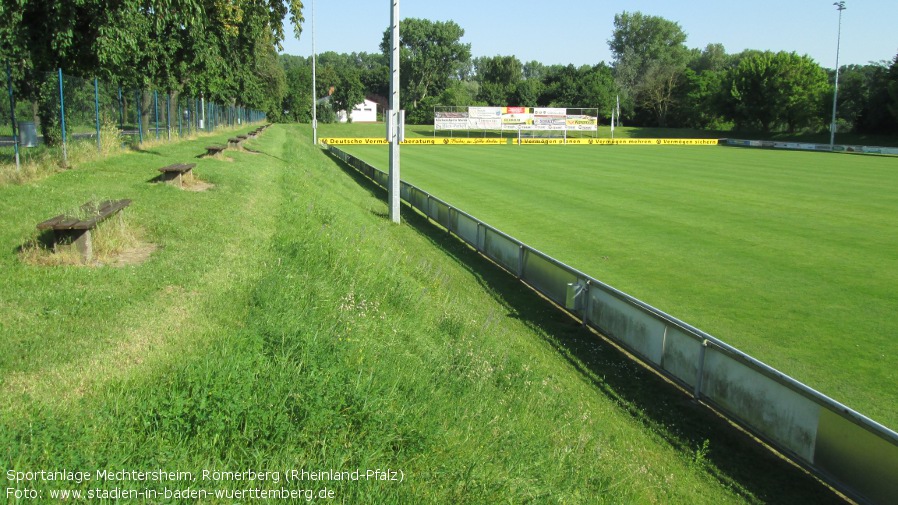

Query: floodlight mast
[[312, 0, 317, 145], [388, 0, 401, 223], [829, 1, 846, 150]]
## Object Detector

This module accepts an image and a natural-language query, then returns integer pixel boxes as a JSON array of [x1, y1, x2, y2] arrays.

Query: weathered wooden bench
[[158, 163, 196, 187], [37, 199, 132, 262], [204, 145, 226, 156], [227, 137, 242, 147], [237, 134, 249, 141]]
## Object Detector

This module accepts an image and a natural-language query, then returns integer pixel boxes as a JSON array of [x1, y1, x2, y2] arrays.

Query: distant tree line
[[280, 12, 898, 134], [0, 0, 304, 144]]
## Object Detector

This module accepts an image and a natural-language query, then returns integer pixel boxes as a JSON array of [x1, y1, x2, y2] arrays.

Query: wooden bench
[[158, 163, 196, 187], [37, 199, 132, 262], [204, 145, 226, 156], [228, 137, 242, 148]]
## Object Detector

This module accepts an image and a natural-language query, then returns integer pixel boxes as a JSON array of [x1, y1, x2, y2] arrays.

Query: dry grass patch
[[18, 212, 155, 267]]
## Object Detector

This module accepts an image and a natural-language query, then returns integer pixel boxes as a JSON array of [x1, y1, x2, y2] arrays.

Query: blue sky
[[280, 0, 896, 68]]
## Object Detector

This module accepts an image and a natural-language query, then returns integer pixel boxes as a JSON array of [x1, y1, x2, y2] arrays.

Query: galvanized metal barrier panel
[[483, 228, 522, 275], [328, 144, 898, 505], [586, 286, 666, 365], [522, 248, 580, 307], [701, 346, 821, 462], [430, 198, 451, 229], [450, 209, 480, 248], [813, 408, 898, 504], [660, 325, 702, 390]]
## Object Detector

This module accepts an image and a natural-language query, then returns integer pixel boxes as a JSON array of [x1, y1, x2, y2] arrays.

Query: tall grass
[[0, 120, 262, 187]]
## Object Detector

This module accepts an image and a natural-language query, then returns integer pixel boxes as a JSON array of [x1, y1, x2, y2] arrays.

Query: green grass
[[0, 124, 846, 503], [336, 140, 898, 430]]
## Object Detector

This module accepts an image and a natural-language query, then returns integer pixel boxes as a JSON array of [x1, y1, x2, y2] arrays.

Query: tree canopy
[[379, 18, 471, 108], [1, 0, 304, 114]]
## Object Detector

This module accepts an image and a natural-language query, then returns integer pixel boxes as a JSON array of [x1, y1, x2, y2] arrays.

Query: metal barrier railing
[[328, 144, 898, 505]]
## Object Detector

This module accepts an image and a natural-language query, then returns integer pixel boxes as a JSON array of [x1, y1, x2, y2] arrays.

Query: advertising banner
[[435, 117, 469, 130], [469, 107, 503, 119]]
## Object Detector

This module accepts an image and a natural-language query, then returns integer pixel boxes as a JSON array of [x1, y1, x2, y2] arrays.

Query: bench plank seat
[[157, 163, 196, 187], [158, 163, 195, 174], [37, 199, 132, 261], [204, 145, 227, 156]]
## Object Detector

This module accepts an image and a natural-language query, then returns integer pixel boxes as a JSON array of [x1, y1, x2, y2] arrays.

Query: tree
[[887, 53, 898, 127], [330, 66, 365, 122], [723, 51, 829, 132], [379, 18, 471, 108], [279, 54, 312, 122], [1, 0, 305, 142], [608, 11, 689, 125]]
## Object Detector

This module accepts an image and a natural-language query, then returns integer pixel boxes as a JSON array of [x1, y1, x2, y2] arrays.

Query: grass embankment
[[0, 124, 844, 503], [337, 141, 898, 430]]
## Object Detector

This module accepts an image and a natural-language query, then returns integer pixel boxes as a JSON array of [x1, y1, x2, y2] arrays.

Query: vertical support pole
[[58, 68, 68, 166], [136, 90, 143, 144], [166, 92, 171, 140], [178, 97, 182, 137], [200, 94, 205, 130], [388, 0, 401, 223], [153, 90, 159, 139], [582, 281, 591, 328], [94, 77, 101, 152], [311, 0, 317, 144], [118, 86, 123, 134], [5, 60, 20, 171]]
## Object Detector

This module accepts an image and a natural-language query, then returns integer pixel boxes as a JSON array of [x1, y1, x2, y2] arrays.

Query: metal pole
[[94, 78, 101, 152], [5, 61, 20, 171], [312, 0, 317, 144], [830, 1, 846, 150], [388, 0, 401, 223], [166, 92, 171, 140], [154, 90, 159, 139], [118, 86, 123, 134], [137, 90, 143, 144], [58, 69, 67, 166]]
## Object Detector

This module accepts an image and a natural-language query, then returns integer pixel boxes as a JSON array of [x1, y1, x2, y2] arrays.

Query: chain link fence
[[2, 66, 266, 172]]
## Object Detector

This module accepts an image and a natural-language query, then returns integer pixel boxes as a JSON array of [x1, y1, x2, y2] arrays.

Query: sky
[[279, 0, 897, 69]]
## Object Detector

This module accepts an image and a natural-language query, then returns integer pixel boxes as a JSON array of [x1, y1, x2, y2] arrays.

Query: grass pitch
[[337, 141, 898, 430]]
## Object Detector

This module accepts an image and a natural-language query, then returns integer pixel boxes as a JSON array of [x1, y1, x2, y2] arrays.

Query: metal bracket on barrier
[[565, 280, 588, 312]]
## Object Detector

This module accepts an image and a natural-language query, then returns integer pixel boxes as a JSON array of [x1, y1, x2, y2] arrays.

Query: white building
[[337, 98, 378, 123]]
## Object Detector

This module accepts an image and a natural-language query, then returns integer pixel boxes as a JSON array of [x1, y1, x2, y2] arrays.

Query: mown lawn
[[337, 140, 898, 431], [0, 124, 845, 503]]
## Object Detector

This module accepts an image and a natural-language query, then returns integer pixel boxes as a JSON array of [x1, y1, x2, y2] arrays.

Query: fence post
[[136, 90, 143, 144], [58, 68, 68, 167], [153, 90, 159, 139], [118, 87, 123, 134], [5, 60, 20, 171], [166, 92, 171, 141], [94, 78, 101, 153], [177, 96, 182, 137]]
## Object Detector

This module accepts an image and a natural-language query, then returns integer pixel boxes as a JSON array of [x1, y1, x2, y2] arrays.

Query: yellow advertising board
[[320, 138, 506, 145], [519, 138, 720, 145], [320, 137, 720, 146]]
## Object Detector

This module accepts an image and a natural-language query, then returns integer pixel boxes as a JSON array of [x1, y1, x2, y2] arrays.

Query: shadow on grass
[[324, 149, 849, 505]]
